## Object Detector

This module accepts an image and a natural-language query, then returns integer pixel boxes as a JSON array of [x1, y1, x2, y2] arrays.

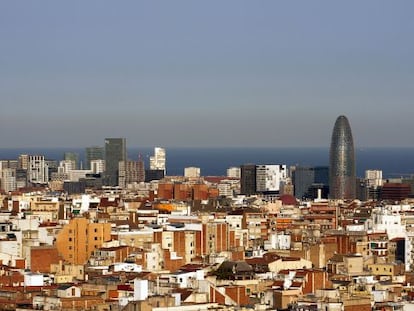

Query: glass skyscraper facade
[[329, 115, 356, 199], [104, 138, 126, 186], [85, 146, 104, 170]]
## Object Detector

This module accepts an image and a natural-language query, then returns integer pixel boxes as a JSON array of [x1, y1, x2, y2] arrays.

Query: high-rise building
[[104, 138, 127, 186], [240, 164, 256, 196], [329, 115, 356, 199], [1, 168, 16, 192], [227, 167, 241, 178], [293, 166, 329, 199], [85, 146, 104, 170], [118, 157, 146, 188], [293, 166, 315, 199], [90, 159, 105, 174], [63, 152, 79, 170], [15, 169, 27, 189], [149, 147, 166, 174], [18, 154, 29, 170], [256, 164, 287, 194], [28, 155, 49, 185], [58, 160, 76, 174], [365, 170, 383, 188]]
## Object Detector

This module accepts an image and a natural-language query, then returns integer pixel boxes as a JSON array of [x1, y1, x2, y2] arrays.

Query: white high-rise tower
[[149, 147, 166, 174], [29, 155, 49, 184]]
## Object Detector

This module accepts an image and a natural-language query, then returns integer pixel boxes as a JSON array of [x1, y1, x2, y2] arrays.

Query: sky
[[1, 1, 413, 148]]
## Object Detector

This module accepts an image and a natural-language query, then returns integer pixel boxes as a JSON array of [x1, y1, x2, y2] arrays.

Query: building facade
[[240, 164, 256, 196], [85, 146, 104, 170], [256, 165, 287, 194], [149, 147, 166, 174], [56, 218, 112, 265], [119, 158, 146, 188], [104, 138, 127, 186], [329, 115, 356, 199], [28, 155, 49, 185]]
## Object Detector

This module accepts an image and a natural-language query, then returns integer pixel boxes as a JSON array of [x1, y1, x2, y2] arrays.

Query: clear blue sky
[[1, 1, 413, 148]]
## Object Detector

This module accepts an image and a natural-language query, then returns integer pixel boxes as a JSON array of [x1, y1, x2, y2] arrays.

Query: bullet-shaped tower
[[329, 115, 356, 199]]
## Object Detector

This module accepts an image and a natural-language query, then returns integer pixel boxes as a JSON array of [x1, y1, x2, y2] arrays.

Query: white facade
[[110, 262, 142, 273], [24, 273, 44, 286], [184, 167, 201, 178], [91, 159, 105, 174], [58, 160, 76, 174], [365, 170, 383, 188], [225, 214, 243, 230], [372, 208, 405, 239], [150, 147, 166, 174], [68, 170, 92, 182], [256, 164, 287, 193], [264, 233, 291, 250], [227, 167, 241, 178], [28, 155, 49, 184], [133, 279, 149, 301]]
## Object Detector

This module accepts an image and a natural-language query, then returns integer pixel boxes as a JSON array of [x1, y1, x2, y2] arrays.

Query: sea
[[1, 147, 414, 179]]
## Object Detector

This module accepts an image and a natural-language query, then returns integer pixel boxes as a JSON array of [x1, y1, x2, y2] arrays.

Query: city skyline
[[1, 1, 414, 148]]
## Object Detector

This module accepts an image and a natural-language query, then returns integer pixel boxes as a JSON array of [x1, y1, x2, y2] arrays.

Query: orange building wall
[[31, 247, 62, 273], [56, 218, 111, 265], [158, 184, 174, 200], [225, 286, 249, 306]]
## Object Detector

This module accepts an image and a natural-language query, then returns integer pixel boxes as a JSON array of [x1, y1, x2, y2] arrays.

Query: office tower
[[85, 146, 104, 170], [149, 147, 166, 174], [45, 160, 58, 181], [137, 154, 145, 183], [119, 157, 146, 188], [293, 166, 329, 199], [227, 167, 241, 178], [256, 164, 287, 194], [329, 115, 356, 199], [240, 164, 256, 195], [184, 167, 201, 178], [28, 155, 49, 185], [104, 138, 127, 186], [314, 166, 329, 185], [293, 166, 315, 199], [63, 152, 79, 170]]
